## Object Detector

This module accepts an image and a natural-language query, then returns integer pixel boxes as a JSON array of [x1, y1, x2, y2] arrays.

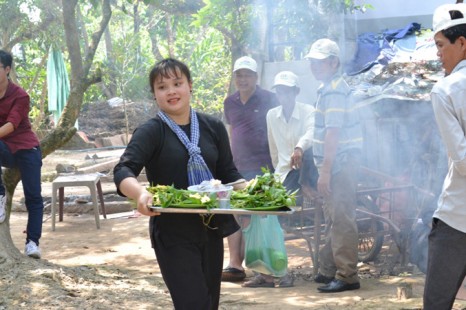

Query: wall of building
[[353, 0, 450, 33], [261, 60, 320, 106]]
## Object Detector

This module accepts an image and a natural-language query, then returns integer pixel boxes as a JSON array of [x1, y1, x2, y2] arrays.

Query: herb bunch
[[147, 185, 216, 209], [231, 169, 297, 209]]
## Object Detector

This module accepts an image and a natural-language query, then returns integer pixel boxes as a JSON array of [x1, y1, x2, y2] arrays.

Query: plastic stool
[[51, 174, 107, 231]]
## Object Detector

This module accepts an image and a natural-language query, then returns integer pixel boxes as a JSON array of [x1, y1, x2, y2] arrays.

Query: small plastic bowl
[[188, 184, 233, 209]]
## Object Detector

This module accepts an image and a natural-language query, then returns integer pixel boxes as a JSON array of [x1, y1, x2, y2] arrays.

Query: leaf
[[231, 168, 296, 210], [147, 184, 216, 208]]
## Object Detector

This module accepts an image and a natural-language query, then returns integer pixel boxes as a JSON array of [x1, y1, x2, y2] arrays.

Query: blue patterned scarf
[[157, 109, 213, 186]]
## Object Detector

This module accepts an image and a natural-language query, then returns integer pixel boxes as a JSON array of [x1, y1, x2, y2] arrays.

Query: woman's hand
[[119, 177, 160, 217], [227, 179, 247, 191], [137, 190, 160, 216]]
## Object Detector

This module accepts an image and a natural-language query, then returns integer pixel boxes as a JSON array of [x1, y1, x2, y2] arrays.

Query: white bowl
[[187, 184, 233, 209]]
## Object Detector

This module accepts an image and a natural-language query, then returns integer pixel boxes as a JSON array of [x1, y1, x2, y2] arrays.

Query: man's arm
[[294, 107, 315, 167], [266, 112, 278, 168], [318, 127, 339, 196], [0, 122, 14, 139], [225, 123, 232, 141], [432, 92, 466, 175]]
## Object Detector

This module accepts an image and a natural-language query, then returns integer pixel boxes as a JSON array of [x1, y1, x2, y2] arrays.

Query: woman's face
[[153, 68, 192, 119]]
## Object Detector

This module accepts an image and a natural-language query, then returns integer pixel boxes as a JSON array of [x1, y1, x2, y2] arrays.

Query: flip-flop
[[242, 274, 275, 288], [221, 267, 246, 282]]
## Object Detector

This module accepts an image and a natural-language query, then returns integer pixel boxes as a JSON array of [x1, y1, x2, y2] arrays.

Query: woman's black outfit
[[114, 112, 242, 310]]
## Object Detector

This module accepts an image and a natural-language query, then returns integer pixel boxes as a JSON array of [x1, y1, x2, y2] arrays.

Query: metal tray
[[149, 206, 295, 216]]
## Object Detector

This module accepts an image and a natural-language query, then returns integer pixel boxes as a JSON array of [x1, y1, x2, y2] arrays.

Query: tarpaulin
[[47, 46, 70, 125]]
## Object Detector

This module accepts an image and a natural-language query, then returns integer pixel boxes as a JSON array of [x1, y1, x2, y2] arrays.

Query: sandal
[[242, 274, 275, 288], [221, 267, 246, 282], [277, 274, 294, 288]]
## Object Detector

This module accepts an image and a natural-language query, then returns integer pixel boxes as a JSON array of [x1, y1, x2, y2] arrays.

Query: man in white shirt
[[266, 71, 316, 201], [424, 4, 466, 309], [241, 71, 315, 288]]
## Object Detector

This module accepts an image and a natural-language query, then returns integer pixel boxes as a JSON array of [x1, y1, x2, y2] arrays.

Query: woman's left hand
[[227, 179, 247, 191]]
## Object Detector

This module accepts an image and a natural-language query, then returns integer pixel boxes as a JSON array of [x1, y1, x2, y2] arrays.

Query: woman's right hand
[[137, 190, 160, 216], [119, 177, 160, 216]]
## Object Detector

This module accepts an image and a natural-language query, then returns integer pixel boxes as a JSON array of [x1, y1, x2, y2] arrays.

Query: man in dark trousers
[[424, 4, 466, 309], [0, 49, 44, 259], [221, 56, 279, 282]]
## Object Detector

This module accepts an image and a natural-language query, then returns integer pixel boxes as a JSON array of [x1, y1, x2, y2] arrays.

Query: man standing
[[259, 70, 315, 288], [266, 71, 315, 206], [424, 4, 466, 309], [222, 56, 278, 282], [0, 50, 44, 259], [305, 39, 363, 293]]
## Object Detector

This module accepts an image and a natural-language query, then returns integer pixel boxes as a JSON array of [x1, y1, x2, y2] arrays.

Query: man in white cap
[[222, 56, 279, 282], [240, 71, 316, 288], [266, 71, 316, 205], [424, 3, 466, 309], [305, 38, 363, 293]]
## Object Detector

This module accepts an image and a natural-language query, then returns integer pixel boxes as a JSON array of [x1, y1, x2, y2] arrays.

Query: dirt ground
[[8, 212, 430, 310], [3, 149, 466, 310]]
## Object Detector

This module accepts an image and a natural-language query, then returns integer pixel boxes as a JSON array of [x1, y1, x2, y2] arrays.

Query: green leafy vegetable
[[147, 185, 216, 209], [231, 169, 297, 210]]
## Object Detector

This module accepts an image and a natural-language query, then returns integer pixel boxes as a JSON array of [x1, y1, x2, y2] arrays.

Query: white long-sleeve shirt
[[431, 59, 466, 233], [266, 102, 315, 181]]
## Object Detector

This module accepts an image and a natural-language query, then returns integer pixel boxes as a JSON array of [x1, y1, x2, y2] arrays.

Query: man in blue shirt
[[305, 38, 363, 293]]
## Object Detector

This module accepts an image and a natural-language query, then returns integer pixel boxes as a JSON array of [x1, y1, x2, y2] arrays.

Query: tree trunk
[[103, 27, 117, 98], [0, 0, 112, 265]]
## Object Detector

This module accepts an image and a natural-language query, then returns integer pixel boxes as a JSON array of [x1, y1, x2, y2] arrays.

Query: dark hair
[[443, 24, 466, 43], [442, 9, 466, 43], [0, 49, 13, 69], [149, 58, 192, 94]]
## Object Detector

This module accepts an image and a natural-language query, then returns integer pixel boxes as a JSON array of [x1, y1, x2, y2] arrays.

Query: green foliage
[[193, 0, 252, 50], [312, 0, 374, 14], [147, 184, 217, 209], [4, 0, 378, 123], [231, 169, 297, 209], [93, 6, 152, 103], [2, 0, 64, 121], [188, 29, 230, 116], [79, 1, 231, 117], [271, 0, 327, 60]]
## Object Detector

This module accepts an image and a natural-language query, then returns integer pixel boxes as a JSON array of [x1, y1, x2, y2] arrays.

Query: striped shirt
[[313, 75, 363, 174]]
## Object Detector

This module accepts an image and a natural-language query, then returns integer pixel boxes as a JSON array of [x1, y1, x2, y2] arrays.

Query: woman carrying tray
[[113, 58, 246, 310]]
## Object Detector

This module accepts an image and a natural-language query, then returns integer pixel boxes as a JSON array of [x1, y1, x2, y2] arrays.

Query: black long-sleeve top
[[114, 112, 242, 247]]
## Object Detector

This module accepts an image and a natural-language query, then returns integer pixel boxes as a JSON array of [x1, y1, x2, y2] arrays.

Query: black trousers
[[423, 218, 466, 310], [153, 229, 224, 310]]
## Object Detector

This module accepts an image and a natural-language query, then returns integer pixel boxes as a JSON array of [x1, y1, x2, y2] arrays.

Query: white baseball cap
[[233, 56, 257, 72], [433, 3, 466, 35], [272, 71, 299, 88], [305, 38, 340, 60]]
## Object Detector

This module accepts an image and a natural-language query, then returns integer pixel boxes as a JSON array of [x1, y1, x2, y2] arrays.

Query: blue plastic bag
[[244, 215, 288, 277]]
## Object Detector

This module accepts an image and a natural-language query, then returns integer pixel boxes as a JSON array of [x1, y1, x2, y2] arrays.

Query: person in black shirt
[[114, 58, 245, 310]]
